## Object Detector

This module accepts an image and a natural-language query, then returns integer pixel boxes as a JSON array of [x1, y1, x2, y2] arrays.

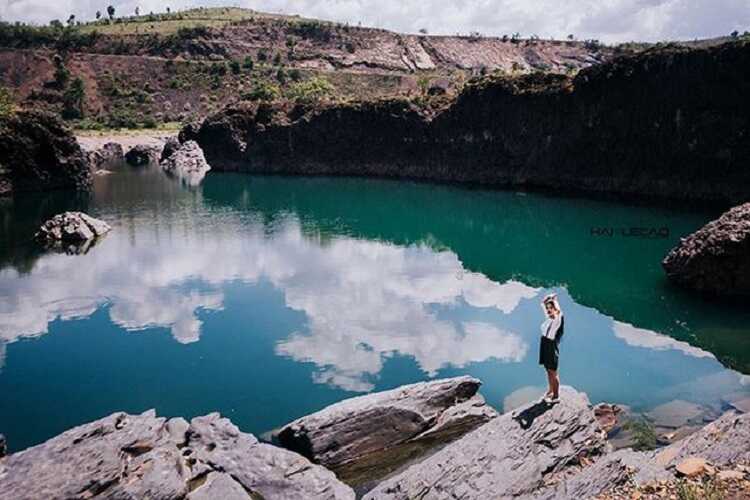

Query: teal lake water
[[1, 163, 749, 452]]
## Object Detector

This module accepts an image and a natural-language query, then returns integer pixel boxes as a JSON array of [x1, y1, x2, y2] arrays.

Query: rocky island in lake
[[1, 3, 749, 499]]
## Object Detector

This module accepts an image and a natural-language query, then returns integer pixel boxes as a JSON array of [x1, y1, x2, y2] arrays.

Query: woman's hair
[[543, 293, 561, 313]]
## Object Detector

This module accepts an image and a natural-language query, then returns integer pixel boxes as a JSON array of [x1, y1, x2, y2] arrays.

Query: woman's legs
[[549, 369, 560, 398], [545, 369, 554, 397]]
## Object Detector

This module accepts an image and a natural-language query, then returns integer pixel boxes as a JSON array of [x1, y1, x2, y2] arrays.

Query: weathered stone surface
[[675, 457, 709, 477], [160, 136, 181, 162], [277, 376, 497, 485], [87, 142, 124, 170], [125, 144, 160, 166], [0, 410, 354, 500], [363, 386, 607, 499], [594, 403, 622, 434], [532, 449, 670, 499], [34, 211, 111, 254], [657, 410, 750, 467], [160, 140, 211, 186], [0, 110, 91, 196], [663, 202, 750, 296]]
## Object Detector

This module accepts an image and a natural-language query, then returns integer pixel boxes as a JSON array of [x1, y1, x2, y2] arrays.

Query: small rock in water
[[87, 142, 124, 170], [160, 140, 211, 186], [125, 144, 160, 166], [34, 212, 111, 254], [0, 433, 6, 457]]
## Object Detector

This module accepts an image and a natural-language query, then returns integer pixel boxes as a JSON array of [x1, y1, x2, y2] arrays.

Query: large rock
[[160, 136, 181, 162], [160, 140, 211, 186], [87, 142, 124, 171], [0, 110, 91, 196], [0, 410, 354, 500], [125, 144, 160, 166], [277, 376, 498, 485], [662, 202, 750, 296], [363, 386, 608, 499]]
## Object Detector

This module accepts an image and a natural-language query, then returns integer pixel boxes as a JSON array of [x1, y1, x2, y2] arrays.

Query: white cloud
[[2, 0, 747, 43], [612, 320, 715, 359]]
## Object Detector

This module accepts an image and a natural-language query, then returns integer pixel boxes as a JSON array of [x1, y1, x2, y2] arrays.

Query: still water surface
[[1, 163, 749, 452]]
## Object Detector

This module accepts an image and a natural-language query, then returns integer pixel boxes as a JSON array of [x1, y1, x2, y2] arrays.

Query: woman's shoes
[[543, 395, 560, 404]]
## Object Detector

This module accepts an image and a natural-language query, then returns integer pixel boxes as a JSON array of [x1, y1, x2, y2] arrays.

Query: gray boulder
[[160, 140, 211, 186], [34, 211, 111, 254], [278, 376, 498, 486], [87, 142, 124, 170], [0, 410, 354, 500], [662, 202, 750, 295], [363, 386, 608, 500], [125, 144, 160, 166]]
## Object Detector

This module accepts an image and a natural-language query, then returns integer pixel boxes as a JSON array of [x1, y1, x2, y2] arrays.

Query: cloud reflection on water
[[0, 214, 727, 394]]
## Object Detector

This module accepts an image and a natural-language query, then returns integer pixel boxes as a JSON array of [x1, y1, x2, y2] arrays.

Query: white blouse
[[541, 313, 563, 340]]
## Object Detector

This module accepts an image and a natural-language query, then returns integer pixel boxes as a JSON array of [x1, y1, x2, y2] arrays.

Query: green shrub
[[242, 80, 281, 101], [287, 76, 334, 105], [62, 77, 85, 119], [243, 56, 254, 70], [230, 60, 241, 75], [623, 417, 658, 451]]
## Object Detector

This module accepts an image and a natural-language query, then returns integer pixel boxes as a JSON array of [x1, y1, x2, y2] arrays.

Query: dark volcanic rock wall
[[188, 41, 750, 204], [0, 110, 91, 196]]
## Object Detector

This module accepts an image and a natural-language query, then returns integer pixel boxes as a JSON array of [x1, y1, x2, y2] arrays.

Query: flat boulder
[[363, 386, 608, 500], [662, 202, 750, 295], [0, 410, 354, 500], [160, 140, 211, 186], [277, 376, 498, 486], [125, 144, 160, 166]]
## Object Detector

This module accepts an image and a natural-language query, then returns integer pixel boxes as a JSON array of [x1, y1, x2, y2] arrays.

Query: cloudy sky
[[1, 0, 748, 43]]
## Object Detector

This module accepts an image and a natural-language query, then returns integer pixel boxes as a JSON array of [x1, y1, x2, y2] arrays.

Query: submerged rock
[[0, 434, 6, 458], [160, 140, 211, 186], [277, 376, 498, 486], [363, 386, 607, 499], [0, 410, 354, 500], [34, 211, 111, 254], [662, 202, 750, 296], [125, 144, 160, 166], [87, 142, 124, 171]]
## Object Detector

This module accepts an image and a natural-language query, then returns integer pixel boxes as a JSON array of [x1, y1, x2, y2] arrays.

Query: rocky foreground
[[663, 202, 750, 296], [0, 110, 91, 196], [185, 40, 750, 204], [1, 378, 748, 499]]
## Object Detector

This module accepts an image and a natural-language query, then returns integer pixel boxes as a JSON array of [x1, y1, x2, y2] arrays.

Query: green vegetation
[[675, 478, 723, 500], [0, 22, 100, 50], [242, 80, 281, 101], [622, 417, 658, 451], [0, 86, 14, 118], [62, 77, 86, 119], [287, 76, 335, 104]]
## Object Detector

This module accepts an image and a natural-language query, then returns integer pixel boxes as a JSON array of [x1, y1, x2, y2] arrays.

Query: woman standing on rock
[[540, 293, 564, 403]]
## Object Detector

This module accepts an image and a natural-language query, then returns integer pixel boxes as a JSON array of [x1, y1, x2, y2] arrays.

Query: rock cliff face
[[0, 110, 91, 196], [0, 410, 354, 500], [277, 376, 497, 485], [186, 40, 750, 204], [662, 202, 750, 296]]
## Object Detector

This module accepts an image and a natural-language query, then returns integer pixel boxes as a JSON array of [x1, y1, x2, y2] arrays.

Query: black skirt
[[539, 336, 560, 370]]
